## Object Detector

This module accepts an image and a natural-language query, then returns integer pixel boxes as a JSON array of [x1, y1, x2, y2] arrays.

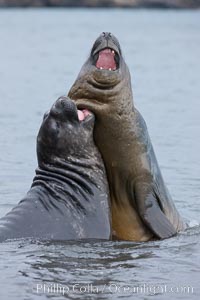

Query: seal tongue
[[77, 109, 91, 121], [78, 110, 85, 121], [96, 48, 116, 70]]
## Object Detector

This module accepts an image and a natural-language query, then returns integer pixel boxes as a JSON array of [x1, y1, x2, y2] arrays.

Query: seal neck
[[68, 60, 134, 115], [32, 156, 107, 201]]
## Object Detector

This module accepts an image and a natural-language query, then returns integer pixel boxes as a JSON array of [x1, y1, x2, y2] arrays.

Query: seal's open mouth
[[77, 109, 91, 122], [94, 48, 119, 71]]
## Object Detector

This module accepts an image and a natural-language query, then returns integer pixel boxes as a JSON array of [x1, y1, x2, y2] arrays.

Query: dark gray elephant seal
[[0, 96, 111, 242], [68, 32, 185, 241]]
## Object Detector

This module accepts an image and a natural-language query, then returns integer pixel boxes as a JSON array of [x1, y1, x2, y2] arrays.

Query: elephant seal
[[0, 96, 111, 242], [68, 32, 186, 241]]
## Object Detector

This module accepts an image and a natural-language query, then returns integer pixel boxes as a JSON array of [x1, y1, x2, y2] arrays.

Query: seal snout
[[50, 96, 92, 123], [51, 96, 77, 119], [101, 32, 112, 39], [91, 32, 121, 71]]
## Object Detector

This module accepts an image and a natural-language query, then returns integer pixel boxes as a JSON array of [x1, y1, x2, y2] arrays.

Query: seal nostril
[[101, 32, 112, 40]]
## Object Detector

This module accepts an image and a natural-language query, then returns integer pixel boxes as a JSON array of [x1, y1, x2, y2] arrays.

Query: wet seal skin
[[68, 32, 186, 241], [0, 96, 111, 242]]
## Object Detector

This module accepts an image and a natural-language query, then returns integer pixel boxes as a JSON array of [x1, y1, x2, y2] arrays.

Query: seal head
[[37, 96, 95, 167]]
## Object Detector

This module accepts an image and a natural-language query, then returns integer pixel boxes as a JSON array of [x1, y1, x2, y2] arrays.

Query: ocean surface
[[0, 8, 200, 300]]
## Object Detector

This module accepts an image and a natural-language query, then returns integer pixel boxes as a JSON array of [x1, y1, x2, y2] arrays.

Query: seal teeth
[[109, 68, 112, 71], [100, 67, 103, 70], [112, 50, 115, 54]]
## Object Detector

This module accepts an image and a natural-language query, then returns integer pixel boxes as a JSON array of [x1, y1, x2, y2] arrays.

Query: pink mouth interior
[[77, 109, 91, 121], [96, 48, 116, 70]]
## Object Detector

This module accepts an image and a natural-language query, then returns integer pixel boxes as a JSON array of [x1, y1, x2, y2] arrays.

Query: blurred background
[[0, 3, 200, 300]]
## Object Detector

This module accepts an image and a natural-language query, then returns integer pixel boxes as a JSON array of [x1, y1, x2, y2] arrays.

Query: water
[[0, 8, 200, 300]]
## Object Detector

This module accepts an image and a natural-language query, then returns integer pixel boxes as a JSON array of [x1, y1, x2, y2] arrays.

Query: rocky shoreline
[[0, 0, 200, 9]]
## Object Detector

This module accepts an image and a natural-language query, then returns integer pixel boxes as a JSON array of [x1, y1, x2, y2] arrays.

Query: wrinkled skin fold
[[68, 32, 186, 241], [0, 97, 111, 242]]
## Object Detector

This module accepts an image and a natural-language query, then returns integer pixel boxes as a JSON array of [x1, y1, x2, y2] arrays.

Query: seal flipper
[[134, 182, 177, 239]]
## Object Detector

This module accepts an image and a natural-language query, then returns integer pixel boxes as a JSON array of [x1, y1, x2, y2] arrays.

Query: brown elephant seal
[[68, 32, 186, 241], [0, 96, 111, 242]]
